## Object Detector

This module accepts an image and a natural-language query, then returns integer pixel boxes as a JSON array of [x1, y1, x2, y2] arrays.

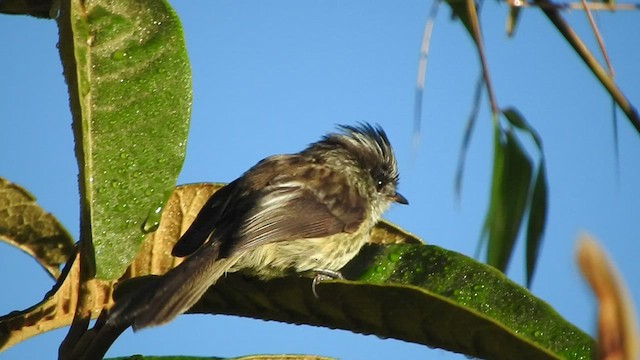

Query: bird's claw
[[312, 268, 344, 298]]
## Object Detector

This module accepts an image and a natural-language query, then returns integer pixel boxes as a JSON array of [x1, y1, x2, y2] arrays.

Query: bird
[[107, 123, 407, 331]]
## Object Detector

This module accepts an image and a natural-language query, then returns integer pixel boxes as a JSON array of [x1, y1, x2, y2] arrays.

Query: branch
[[534, 0, 640, 133]]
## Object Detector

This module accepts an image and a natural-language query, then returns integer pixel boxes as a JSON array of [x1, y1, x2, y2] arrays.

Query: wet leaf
[[1, 185, 592, 359], [191, 243, 593, 359], [57, 0, 192, 279]]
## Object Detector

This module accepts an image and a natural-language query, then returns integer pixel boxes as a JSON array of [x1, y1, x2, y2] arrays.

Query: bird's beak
[[391, 192, 408, 205]]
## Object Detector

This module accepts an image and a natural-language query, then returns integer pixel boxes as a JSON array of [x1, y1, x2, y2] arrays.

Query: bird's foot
[[311, 268, 344, 298]]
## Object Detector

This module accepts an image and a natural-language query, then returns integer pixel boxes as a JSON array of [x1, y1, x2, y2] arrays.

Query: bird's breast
[[232, 230, 370, 279]]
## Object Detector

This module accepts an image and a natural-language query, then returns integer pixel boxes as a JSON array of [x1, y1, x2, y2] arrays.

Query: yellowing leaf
[[0, 177, 75, 279]]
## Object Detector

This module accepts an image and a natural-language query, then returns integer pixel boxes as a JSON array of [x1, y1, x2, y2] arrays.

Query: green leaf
[[0, 177, 75, 279], [526, 163, 548, 286], [502, 107, 548, 285], [480, 122, 506, 257], [454, 75, 483, 200], [485, 126, 533, 272], [503, 107, 543, 150], [189, 244, 594, 359], [57, 0, 192, 279]]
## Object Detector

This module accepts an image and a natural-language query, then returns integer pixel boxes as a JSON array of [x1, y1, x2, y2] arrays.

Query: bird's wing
[[173, 155, 367, 259], [226, 175, 366, 256], [171, 179, 243, 257]]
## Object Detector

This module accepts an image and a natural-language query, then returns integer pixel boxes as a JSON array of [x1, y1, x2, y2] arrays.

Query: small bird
[[107, 123, 407, 330]]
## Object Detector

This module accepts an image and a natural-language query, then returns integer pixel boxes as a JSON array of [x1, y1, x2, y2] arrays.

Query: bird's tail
[[107, 243, 238, 330]]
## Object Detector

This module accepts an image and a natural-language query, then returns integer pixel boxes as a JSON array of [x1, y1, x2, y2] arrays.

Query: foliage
[[2, 0, 638, 358]]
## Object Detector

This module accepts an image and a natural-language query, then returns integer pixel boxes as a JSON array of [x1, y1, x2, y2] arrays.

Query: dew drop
[[142, 219, 159, 233], [111, 50, 126, 60], [142, 206, 163, 233], [388, 252, 401, 262]]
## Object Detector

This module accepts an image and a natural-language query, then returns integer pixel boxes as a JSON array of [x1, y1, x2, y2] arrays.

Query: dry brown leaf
[[0, 250, 114, 351], [577, 233, 640, 360], [0, 183, 419, 351], [0, 183, 219, 351]]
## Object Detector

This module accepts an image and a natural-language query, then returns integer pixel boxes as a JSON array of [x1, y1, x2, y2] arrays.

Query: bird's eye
[[371, 167, 387, 191]]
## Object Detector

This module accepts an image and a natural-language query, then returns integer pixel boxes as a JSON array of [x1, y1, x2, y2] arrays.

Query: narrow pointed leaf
[[57, 0, 192, 279], [480, 123, 506, 252], [502, 108, 548, 285], [0, 177, 75, 279], [481, 124, 505, 261], [526, 163, 548, 286], [454, 75, 483, 199], [503, 107, 543, 150], [486, 128, 533, 272]]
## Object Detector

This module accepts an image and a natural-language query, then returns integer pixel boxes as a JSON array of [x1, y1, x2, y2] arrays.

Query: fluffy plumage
[[107, 123, 406, 330]]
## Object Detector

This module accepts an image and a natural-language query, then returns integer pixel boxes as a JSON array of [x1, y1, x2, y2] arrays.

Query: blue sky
[[1, 1, 639, 359]]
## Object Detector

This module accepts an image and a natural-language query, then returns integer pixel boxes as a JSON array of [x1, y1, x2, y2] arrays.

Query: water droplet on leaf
[[112, 50, 126, 60], [142, 206, 163, 233]]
